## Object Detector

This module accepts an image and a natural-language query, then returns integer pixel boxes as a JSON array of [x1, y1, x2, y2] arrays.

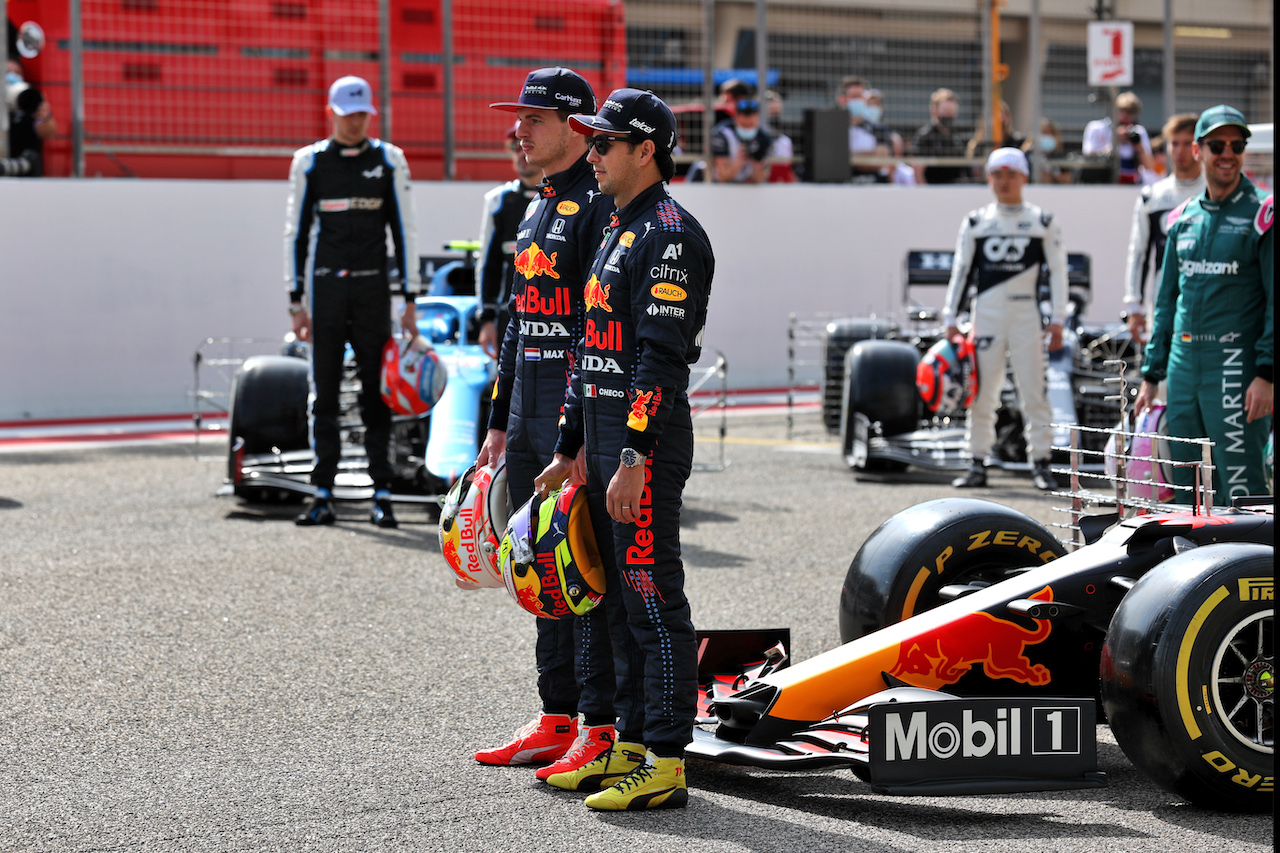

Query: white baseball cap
[[329, 76, 377, 116], [985, 147, 1029, 175]]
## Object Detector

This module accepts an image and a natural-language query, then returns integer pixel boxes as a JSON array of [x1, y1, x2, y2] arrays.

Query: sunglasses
[[736, 99, 760, 114], [1202, 138, 1247, 155], [588, 134, 633, 156]]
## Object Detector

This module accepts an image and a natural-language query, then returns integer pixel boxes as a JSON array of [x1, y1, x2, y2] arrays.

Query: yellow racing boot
[[544, 741, 645, 792], [584, 754, 688, 811]]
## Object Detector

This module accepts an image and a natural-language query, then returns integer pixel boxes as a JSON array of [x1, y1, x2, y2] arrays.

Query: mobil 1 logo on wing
[[866, 697, 1102, 795]]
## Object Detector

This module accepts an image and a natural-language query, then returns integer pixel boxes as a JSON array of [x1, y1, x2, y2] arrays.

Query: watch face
[[621, 448, 641, 467]]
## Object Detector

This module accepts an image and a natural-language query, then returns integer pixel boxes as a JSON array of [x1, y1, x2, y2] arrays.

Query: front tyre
[[1101, 544, 1274, 812], [839, 498, 1065, 643]]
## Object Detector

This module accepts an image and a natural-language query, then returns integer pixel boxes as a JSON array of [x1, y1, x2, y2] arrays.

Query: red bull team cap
[[491, 67, 596, 114], [569, 88, 678, 155]]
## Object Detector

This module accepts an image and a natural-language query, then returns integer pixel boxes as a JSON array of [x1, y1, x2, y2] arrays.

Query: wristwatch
[[619, 447, 643, 468], [288, 303, 305, 315]]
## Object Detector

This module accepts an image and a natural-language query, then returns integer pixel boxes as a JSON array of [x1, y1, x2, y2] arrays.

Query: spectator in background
[[1122, 113, 1204, 345], [1033, 118, 1073, 184], [1082, 91, 1154, 185], [1142, 134, 1166, 185], [476, 122, 541, 358], [964, 100, 1028, 162], [867, 89, 914, 185], [837, 78, 897, 183], [3, 58, 55, 177], [835, 75, 869, 112], [912, 87, 969, 184], [763, 90, 796, 183], [708, 97, 771, 183], [714, 78, 752, 125]]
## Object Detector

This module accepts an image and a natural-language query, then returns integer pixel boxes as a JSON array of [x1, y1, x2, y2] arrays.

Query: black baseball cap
[[568, 88, 678, 155], [490, 67, 595, 114]]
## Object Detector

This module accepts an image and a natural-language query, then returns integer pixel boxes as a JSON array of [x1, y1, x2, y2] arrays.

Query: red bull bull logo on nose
[[890, 586, 1056, 688], [514, 242, 560, 280]]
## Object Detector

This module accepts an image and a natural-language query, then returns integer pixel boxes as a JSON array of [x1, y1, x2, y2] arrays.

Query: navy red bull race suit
[[555, 182, 715, 755], [1142, 176, 1273, 501], [489, 153, 615, 719]]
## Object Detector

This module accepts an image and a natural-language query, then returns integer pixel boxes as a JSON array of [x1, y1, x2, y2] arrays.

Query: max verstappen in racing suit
[[472, 68, 616, 772], [476, 123, 541, 358], [945, 147, 1067, 492], [1136, 105, 1273, 503], [536, 88, 714, 811], [285, 76, 420, 528], [1122, 113, 1204, 344]]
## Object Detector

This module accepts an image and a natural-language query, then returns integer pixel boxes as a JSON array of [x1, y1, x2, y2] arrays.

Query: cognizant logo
[[1181, 258, 1239, 276]]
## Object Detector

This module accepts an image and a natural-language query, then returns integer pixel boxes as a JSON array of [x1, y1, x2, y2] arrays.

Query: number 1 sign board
[[1088, 21, 1134, 87]]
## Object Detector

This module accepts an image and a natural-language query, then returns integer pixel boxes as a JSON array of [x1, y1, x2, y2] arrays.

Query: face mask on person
[[1038, 134, 1058, 153], [735, 125, 759, 141], [847, 99, 872, 122], [5, 71, 22, 87], [864, 105, 883, 124]]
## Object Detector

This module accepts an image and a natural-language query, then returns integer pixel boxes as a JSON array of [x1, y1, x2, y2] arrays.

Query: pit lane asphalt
[[1, 412, 1272, 853]]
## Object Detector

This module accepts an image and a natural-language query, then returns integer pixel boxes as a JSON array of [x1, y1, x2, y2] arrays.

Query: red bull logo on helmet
[[514, 242, 560, 280], [890, 586, 1055, 688]]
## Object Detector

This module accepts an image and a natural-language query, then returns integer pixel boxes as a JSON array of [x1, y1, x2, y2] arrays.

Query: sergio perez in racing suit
[[538, 88, 714, 810]]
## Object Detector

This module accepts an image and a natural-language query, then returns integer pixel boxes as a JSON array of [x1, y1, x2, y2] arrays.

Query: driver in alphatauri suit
[[945, 147, 1067, 492], [472, 68, 616, 773], [536, 89, 714, 811], [285, 76, 420, 529]]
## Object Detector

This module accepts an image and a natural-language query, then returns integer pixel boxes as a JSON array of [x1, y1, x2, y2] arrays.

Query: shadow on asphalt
[[688, 762, 1151, 841]]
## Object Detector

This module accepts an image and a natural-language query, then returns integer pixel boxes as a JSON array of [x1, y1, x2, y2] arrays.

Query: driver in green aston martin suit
[[1135, 105, 1273, 503]]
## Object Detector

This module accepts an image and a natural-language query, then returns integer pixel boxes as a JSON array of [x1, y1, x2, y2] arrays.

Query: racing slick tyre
[[228, 355, 310, 501], [839, 340, 920, 471], [838, 498, 1066, 643], [821, 318, 899, 432], [1101, 544, 1274, 812]]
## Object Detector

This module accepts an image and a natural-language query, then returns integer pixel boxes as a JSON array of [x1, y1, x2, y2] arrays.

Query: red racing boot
[[474, 713, 577, 766], [535, 724, 615, 781]]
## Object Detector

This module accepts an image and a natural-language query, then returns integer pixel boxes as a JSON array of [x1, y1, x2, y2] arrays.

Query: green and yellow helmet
[[499, 483, 605, 619]]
